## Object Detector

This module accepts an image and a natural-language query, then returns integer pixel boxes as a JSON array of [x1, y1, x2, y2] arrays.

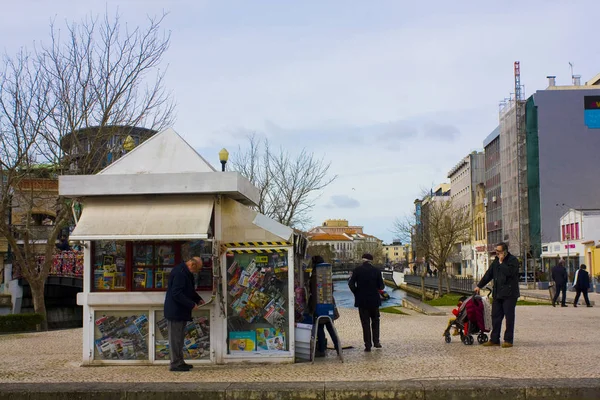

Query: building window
[[575, 222, 580, 240]]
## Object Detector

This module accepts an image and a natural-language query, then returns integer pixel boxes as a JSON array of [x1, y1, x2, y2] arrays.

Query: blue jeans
[[317, 321, 339, 353]]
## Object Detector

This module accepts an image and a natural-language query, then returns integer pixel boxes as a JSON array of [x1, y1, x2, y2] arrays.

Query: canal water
[[333, 280, 406, 308]]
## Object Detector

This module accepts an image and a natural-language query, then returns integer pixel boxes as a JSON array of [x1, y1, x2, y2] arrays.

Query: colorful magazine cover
[[266, 334, 286, 351], [229, 331, 256, 352], [256, 327, 283, 350]]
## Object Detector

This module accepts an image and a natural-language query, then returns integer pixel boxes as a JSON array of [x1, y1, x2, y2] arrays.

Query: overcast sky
[[2, 1, 600, 242]]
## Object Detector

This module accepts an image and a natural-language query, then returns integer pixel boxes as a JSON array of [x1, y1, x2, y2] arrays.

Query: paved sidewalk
[[1, 305, 599, 384], [520, 287, 600, 305]]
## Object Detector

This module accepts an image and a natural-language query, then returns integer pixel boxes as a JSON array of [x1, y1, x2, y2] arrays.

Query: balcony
[[12, 250, 84, 279], [11, 225, 57, 243]]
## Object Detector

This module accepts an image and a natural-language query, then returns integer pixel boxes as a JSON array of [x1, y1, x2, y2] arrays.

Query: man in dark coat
[[349, 253, 384, 352], [551, 259, 568, 307], [475, 242, 520, 348], [573, 264, 592, 307], [164, 256, 203, 371]]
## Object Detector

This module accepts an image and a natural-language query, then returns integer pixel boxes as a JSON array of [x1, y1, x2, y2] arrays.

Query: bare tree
[[306, 244, 336, 264], [231, 134, 336, 228], [393, 197, 471, 298], [354, 241, 385, 265], [0, 11, 174, 329]]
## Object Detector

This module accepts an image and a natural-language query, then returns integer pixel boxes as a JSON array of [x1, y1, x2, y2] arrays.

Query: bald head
[[186, 257, 203, 273]]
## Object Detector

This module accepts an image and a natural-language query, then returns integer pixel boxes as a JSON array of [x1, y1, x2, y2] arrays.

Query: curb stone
[[2, 379, 600, 400]]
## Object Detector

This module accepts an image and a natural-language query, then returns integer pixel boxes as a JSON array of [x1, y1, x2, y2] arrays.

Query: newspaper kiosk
[[59, 128, 303, 366]]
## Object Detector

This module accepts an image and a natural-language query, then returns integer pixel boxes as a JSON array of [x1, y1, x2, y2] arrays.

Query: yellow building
[[472, 183, 488, 280], [583, 241, 600, 281], [383, 243, 411, 265]]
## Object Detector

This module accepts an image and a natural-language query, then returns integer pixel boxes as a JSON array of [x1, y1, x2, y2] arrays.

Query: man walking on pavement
[[573, 264, 593, 308], [349, 253, 385, 352], [552, 259, 568, 307], [475, 242, 520, 348], [164, 256, 204, 371]]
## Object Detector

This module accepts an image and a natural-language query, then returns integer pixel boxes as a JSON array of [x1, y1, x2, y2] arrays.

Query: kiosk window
[[155, 310, 210, 361], [225, 250, 289, 354], [93, 310, 149, 360], [92, 241, 127, 291], [133, 243, 176, 290]]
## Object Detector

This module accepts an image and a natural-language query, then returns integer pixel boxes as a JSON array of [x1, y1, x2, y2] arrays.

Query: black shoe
[[169, 365, 191, 372], [315, 351, 326, 358], [561, 304, 568, 307], [364, 347, 371, 352], [182, 363, 193, 369], [573, 304, 578, 308], [587, 305, 593, 308], [552, 301, 556, 307], [374, 343, 382, 349]]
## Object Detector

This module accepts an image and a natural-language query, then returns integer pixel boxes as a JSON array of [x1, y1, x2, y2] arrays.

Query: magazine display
[[93, 241, 127, 291], [155, 311, 210, 360], [94, 312, 149, 360], [226, 250, 289, 353]]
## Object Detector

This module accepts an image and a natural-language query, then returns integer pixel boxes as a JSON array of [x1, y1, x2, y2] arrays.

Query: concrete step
[[402, 297, 446, 316]]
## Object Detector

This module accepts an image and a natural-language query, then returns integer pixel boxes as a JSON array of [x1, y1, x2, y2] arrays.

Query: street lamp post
[[219, 148, 229, 172]]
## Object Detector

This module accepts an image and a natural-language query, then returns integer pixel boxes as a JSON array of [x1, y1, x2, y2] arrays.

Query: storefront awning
[[221, 198, 292, 244], [70, 196, 214, 241]]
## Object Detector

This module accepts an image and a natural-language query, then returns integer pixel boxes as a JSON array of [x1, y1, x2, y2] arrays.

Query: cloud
[[422, 123, 460, 141], [325, 195, 360, 209], [377, 121, 418, 143]]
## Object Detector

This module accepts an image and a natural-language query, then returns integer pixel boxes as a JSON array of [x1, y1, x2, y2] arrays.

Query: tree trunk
[[420, 265, 426, 301], [445, 271, 451, 295], [438, 271, 443, 297], [28, 278, 48, 331]]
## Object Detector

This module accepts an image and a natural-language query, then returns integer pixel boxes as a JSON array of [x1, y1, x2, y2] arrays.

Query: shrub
[[0, 313, 44, 333]]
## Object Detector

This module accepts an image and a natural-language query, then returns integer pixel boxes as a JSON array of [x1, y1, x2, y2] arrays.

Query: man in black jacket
[[551, 259, 568, 307], [475, 242, 520, 348], [164, 256, 204, 371], [349, 253, 385, 352], [573, 264, 592, 307]]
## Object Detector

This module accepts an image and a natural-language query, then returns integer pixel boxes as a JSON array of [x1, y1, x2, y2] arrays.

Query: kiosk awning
[[70, 196, 214, 241]]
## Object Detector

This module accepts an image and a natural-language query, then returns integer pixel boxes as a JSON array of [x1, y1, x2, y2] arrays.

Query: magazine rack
[[310, 263, 343, 363]]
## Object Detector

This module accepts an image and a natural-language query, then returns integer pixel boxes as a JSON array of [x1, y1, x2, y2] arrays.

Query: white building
[[541, 208, 600, 277], [447, 152, 485, 277]]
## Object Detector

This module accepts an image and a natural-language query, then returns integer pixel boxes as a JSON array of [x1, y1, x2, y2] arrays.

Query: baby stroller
[[443, 288, 492, 345]]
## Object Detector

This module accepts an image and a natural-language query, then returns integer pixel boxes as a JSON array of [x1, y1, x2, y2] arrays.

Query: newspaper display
[[226, 250, 289, 353], [155, 311, 211, 360], [94, 312, 149, 360]]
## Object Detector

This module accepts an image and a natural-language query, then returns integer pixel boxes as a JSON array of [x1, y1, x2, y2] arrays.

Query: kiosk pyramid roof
[[100, 127, 216, 175]]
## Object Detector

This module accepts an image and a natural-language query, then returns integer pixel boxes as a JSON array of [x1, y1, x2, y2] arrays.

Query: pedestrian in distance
[[551, 259, 569, 307], [163, 256, 204, 372], [573, 264, 593, 308], [349, 253, 385, 352], [475, 242, 520, 348]]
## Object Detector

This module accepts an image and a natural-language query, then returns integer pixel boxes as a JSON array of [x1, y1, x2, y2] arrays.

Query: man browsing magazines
[[164, 256, 204, 372]]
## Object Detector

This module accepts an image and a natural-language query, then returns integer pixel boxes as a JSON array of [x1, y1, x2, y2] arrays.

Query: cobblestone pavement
[[1, 305, 599, 383]]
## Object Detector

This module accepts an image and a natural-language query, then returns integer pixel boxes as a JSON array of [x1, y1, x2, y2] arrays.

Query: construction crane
[[514, 61, 528, 284]]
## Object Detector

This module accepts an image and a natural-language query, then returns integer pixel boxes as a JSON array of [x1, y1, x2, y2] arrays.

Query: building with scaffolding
[[497, 68, 600, 274]]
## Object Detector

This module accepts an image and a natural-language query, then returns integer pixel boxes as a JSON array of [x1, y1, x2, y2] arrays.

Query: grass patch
[[425, 293, 464, 307], [516, 300, 549, 306], [424, 293, 550, 307], [380, 306, 409, 315]]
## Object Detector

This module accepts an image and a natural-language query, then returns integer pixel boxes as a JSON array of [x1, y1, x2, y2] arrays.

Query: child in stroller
[[443, 290, 491, 345]]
